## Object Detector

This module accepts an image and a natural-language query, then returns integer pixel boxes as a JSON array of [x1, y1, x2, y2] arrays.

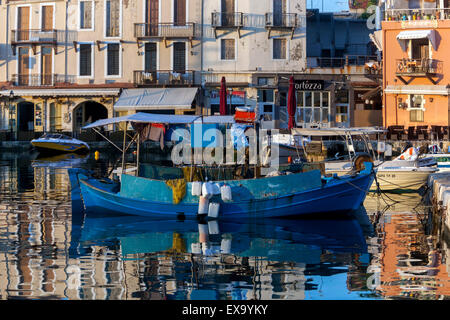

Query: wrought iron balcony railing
[[265, 13, 298, 28], [11, 29, 58, 43], [308, 55, 378, 68], [134, 23, 195, 39], [133, 70, 196, 86], [11, 74, 75, 87], [211, 12, 244, 28], [396, 59, 441, 75], [385, 8, 450, 21]]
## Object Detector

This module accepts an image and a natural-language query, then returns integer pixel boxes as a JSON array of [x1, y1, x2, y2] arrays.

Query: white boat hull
[[370, 169, 435, 191], [325, 159, 437, 192]]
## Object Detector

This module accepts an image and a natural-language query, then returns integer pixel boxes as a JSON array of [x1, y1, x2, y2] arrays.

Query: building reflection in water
[[363, 192, 450, 300], [0, 153, 448, 300]]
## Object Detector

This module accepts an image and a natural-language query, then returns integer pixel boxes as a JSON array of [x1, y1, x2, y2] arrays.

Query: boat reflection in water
[[71, 213, 371, 300], [31, 153, 89, 169]]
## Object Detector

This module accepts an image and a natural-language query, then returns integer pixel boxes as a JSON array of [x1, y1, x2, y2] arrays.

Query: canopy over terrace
[[83, 112, 236, 172], [291, 127, 386, 137], [82, 113, 236, 129]]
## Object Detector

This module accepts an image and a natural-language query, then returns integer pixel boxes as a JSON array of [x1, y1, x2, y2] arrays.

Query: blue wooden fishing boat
[[71, 163, 374, 219], [70, 113, 376, 219]]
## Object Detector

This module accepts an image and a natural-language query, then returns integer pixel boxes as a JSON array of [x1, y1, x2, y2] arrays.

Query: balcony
[[384, 8, 450, 21], [134, 70, 196, 87], [11, 29, 58, 54], [308, 55, 378, 68], [265, 13, 298, 39], [134, 23, 195, 47], [395, 58, 442, 84], [11, 74, 75, 87], [211, 12, 244, 38]]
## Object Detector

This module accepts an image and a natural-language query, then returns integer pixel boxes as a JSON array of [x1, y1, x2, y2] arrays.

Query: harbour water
[[0, 151, 448, 300]]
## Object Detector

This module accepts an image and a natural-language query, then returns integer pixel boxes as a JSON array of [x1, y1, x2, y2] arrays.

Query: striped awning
[[397, 29, 437, 50]]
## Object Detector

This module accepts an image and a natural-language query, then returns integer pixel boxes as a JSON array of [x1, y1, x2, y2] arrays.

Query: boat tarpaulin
[[114, 88, 199, 111]]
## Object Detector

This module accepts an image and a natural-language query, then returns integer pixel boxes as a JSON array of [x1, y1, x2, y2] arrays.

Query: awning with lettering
[[114, 88, 199, 112], [396, 29, 437, 50]]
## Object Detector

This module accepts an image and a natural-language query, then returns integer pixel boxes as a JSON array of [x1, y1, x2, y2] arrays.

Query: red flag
[[220, 77, 227, 115]]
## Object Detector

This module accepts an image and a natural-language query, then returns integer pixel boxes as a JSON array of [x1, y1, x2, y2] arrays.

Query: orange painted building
[[382, 5, 450, 130]]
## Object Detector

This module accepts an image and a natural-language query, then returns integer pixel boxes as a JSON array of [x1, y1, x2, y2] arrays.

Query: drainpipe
[[6, 2, 10, 82], [65, 0, 69, 83], [200, 0, 204, 116]]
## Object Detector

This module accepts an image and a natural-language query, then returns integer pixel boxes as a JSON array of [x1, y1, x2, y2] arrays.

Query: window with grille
[[105, 0, 121, 37], [221, 39, 235, 60], [107, 43, 120, 76], [273, 38, 287, 59], [145, 43, 157, 71], [79, 44, 92, 76], [80, 1, 93, 30], [173, 42, 186, 72]]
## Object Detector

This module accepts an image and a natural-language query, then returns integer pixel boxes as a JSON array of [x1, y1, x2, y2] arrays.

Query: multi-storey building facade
[[305, 9, 382, 128], [202, 0, 306, 129], [0, 0, 380, 140], [382, 0, 450, 135], [0, 0, 204, 140]]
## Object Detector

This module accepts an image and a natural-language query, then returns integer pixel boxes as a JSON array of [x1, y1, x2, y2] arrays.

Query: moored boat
[[73, 162, 375, 219], [69, 113, 376, 219], [31, 133, 90, 154]]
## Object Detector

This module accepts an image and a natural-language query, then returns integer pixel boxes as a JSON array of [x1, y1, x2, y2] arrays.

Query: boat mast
[[122, 121, 128, 174], [136, 132, 140, 177]]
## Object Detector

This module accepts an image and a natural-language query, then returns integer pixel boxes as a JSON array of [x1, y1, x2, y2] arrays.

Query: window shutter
[[107, 43, 120, 76], [80, 44, 92, 76], [173, 42, 186, 72]]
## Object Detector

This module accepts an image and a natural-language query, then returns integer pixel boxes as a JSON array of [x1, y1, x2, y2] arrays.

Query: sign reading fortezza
[[295, 80, 325, 91]]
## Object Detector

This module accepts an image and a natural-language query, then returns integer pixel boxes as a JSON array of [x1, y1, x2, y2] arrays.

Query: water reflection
[[0, 152, 448, 300]]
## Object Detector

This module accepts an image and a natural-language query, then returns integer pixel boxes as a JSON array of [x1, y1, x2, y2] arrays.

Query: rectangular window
[[107, 43, 120, 76], [18, 47, 30, 86], [18, 6, 30, 41], [145, 42, 157, 71], [80, 0, 93, 30], [41, 46, 53, 85], [221, 39, 235, 60], [41, 5, 53, 31], [409, 95, 424, 122], [79, 44, 93, 76], [411, 38, 429, 60], [273, 38, 287, 60], [174, 0, 186, 26], [173, 42, 186, 73], [105, 0, 121, 37], [257, 90, 274, 103], [410, 109, 424, 122]]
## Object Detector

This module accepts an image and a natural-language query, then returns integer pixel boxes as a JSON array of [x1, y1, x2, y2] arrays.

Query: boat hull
[[76, 169, 375, 219], [32, 141, 89, 154], [370, 169, 435, 192]]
